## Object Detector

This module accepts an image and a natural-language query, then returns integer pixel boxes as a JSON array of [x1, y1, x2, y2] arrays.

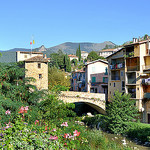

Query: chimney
[[133, 38, 138, 43]]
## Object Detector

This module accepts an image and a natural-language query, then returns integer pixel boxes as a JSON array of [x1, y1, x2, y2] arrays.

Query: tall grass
[[77, 129, 131, 150]]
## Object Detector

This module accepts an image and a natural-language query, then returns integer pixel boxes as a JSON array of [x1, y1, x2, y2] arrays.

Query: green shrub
[[125, 122, 150, 143]]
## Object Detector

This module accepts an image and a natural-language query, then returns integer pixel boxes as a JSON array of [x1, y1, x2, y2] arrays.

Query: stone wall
[[25, 62, 48, 90], [59, 91, 106, 112]]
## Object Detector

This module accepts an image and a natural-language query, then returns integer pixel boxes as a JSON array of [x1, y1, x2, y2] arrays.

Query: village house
[[71, 69, 86, 92], [16, 51, 48, 90], [85, 59, 108, 100], [81, 51, 88, 60], [107, 37, 150, 123], [99, 48, 121, 58], [68, 54, 78, 61]]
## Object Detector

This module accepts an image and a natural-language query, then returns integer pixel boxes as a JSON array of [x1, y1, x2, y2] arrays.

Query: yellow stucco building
[[107, 38, 150, 123]]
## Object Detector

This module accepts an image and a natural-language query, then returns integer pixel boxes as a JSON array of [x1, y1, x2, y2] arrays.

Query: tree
[[50, 50, 65, 69], [71, 59, 78, 66], [144, 34, 149, 40], [105, 91, 139, 134], [76, 48, 79, 58], [38, 94, 76, 122], [78, 44, 81, 61], [64, 54, 71, 72], [48, 66, 71, 90], [87, 51, 99, 61]]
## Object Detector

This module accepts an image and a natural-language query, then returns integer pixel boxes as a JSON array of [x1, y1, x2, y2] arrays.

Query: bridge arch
[[59, 91, 106, 115]]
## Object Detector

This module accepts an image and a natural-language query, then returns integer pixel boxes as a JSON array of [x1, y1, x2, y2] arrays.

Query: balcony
[[144, 93, 150, 99], [127, 78, 136, 84], [127, 65, 140, 71], [110, 63, 124, 70], [111, 75, 120, 80]]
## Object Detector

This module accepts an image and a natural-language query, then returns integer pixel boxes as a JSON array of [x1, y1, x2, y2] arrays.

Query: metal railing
[[127, 78, 136, 84]]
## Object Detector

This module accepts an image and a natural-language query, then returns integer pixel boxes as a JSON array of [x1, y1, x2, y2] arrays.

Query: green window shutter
[[103, 77, 105, 82], [92, 77, 96, 83]]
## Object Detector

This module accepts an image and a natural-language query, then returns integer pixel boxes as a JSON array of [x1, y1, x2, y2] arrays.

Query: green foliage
[[78, 44, 81, 61], [51, 85, 70, 92], [71, 59, 78, 66], [125, 122, 150, 143], [50, 49, 65, 69], [48, 66, 71, 90], [87, 51, 100, 61], [144, 34, 149, 40], [105, 91, 139, 134], [0, 63, 44, 105], [64, 54, 71, 72], [0, 110, 131, 150], [38, 94, 76, 122], [76, 44, 81, 62]]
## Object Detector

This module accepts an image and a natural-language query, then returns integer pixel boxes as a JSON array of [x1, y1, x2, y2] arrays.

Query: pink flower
[[64, 133, 69, 138], [73, 130, 81, 137], [5, 122, 11, 129], [34, 120, 39, 125], [5, 110, 11, 115], [49, 136, 58, 140], [61, 122, 68, 127], [24, 106, 29, 111], [18, 106, 29, 114], [52, 128, 56, 132]]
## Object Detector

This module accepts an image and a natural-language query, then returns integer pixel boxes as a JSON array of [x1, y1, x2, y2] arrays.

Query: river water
[[103, 132, 150, 150]]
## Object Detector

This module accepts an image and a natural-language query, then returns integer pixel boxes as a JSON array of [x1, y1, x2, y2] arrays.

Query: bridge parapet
[[59, 91, 106, 112]]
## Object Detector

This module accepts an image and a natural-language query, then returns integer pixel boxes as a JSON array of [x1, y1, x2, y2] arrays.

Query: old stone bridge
[[59, 91, 106, 114]]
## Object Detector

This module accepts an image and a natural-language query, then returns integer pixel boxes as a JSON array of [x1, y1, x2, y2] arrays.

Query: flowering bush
[[0, 107, 84, 149]]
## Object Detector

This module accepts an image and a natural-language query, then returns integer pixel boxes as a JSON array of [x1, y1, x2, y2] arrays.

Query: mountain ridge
[[0, 41, 116, 63]]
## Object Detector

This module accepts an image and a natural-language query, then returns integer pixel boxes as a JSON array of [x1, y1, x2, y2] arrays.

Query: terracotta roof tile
[[24, 56, 48, 62], [68, 55, 78, 57]]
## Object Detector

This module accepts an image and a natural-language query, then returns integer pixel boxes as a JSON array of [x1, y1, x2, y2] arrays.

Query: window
[[114, 83, 115, 87], [121, 71, 123, 76], [110, 83, 111, 86], [38, 63, 41, 68], [92, 77, 96, 83], [39, 74, 42, 79], [122, 81, 125, 90], [103, 77, 108, 83]]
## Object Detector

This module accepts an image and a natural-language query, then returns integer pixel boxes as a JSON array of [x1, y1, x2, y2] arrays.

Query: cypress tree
[[78, 44, 81, 61], [76, 48, 79, 57]]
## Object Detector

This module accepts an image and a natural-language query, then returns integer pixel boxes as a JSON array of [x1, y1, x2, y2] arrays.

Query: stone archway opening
[[74, 102, 106, 116]]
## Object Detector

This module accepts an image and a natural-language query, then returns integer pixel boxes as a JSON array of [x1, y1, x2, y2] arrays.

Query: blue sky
[[0, 0, 150, 50]]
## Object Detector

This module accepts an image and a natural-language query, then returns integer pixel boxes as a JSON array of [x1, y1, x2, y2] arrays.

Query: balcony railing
[[111, 75, 120, 80], [110, 63, 124, 70], [127, 78, 136, 84], [127, 65, 140, 71], [144, 93, 150, 99]]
